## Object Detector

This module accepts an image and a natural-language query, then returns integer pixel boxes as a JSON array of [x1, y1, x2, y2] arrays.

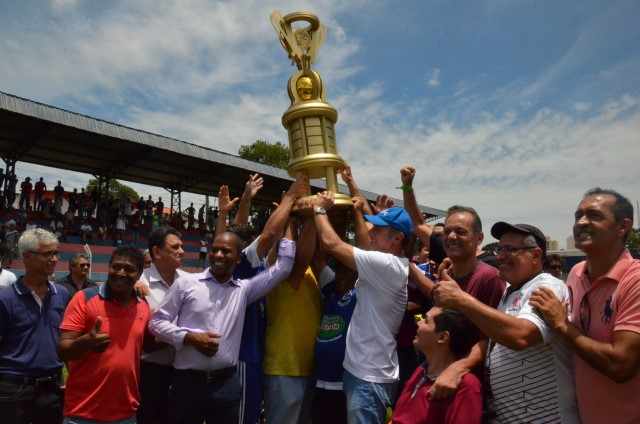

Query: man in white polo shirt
[[313, 192, 411, 424]]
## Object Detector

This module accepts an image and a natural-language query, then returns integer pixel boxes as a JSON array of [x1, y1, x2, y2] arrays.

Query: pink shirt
[[567, 249, 640, 424]]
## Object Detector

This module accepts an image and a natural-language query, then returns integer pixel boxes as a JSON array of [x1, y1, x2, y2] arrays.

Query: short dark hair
[[148, 227, 181, 259], [226, 224, 257, 243], [545, 254, 564, 268], [446, 205, 482, 233], [216, 232, 243, 256], [434, 223, 444, 228], [584, 187, 634, 225], [109, 245, 144, 275], [433, 309, 475, 359]]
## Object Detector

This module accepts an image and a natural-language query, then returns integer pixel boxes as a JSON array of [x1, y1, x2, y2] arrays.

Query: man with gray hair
[[137, 227, 186, 424], [56, 252, 96, 303], [0, 228, 67, 423], [434, 222, 579, 423]]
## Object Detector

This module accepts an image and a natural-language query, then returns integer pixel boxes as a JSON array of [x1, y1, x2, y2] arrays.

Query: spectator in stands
[[4, 222, 20, 261], [131, 210, 141, 246], [65, 208, 75, 228], [85, 189, 96, 219], [50, 214, 66, 242], [145, 195, 154, 225], [155, 197, 164, 218], [0, 228, 67, 423], [55, 252, 96, 304], [391, 308, 482, 424], [116, 212, 126, 243], [53, 181, 64, 214], [68, 188, 79, 215], [185, 203, 196, 230], [33, 177, 46, 212], [58, 245, 153, 423], [6, 175, 18, 209], [19, 176, 32, 211], [80, 219, 94, 244], [25, 219, 37, 231], [77, 188, 86, 219], [198, 236, 208, 269], [0, 242, 17, 291], [198, 204, 205, 232], [544, 254, 565, 280], [137, 227, 186, 424]]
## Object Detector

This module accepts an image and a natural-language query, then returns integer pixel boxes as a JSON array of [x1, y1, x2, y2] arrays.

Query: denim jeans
[[264, 375, 315, 424], [343, 370, 396, 424], [0, 376, 64, 424], [137, 361, 173, 424]]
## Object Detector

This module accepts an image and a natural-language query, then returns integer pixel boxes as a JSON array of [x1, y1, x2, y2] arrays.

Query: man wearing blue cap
[[313, 191, 411, 424]]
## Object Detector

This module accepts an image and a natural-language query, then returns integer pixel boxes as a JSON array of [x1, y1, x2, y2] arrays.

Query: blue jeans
[[343, 370, 396, 424], [264, 375, 315, 424], [0, 374, 63, 424]]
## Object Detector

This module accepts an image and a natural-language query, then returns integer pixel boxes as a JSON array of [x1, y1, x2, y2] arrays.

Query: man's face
[[108, 256, 141, 299], [443, 212, 482, 262], [545, 261, 563, 279], [209, 233, 242, 281], [144, 254, 152, 269], [153, 234, 184, 270], [414, 306, 442, 354], [368, 225, 398, 253], [71, 257, 90, 279], [24, 242, 58, 276], [574, 194, 626, 254], [496, 233, 540, 287]]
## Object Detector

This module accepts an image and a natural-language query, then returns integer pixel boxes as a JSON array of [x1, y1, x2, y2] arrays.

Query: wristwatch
[[314, 207, 327, 216]]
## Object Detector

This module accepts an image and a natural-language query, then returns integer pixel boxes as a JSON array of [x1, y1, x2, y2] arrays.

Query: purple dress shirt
[[148, 238, 295, 371]]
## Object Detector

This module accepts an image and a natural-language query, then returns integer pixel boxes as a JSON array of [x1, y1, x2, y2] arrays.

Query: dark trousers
[[0, 374, 64, 424], [137, 361, 173, 424], [312, 387, 347, 424], [170, 367, 241, 424]]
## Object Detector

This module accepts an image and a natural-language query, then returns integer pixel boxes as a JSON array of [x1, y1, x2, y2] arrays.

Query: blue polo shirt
[[0, 277, 68, 377]]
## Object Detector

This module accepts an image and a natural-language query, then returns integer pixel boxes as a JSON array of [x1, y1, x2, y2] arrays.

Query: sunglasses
[[77, 263, 91, 269]]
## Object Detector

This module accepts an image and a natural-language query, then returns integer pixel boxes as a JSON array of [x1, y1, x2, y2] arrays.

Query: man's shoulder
[[54, 274, 71, 286], [470, 261, 501, 280]]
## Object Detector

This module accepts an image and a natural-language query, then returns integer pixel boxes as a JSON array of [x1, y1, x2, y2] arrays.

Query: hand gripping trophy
[[271, 10, 352, 208]]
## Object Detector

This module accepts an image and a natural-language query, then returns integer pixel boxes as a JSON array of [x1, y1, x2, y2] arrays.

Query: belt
[[0, 372, 61, 388], [180, 366, 236, 381]]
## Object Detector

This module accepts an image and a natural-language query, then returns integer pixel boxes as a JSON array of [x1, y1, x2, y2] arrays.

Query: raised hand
[[287, 174, 309, 199], [315, 191, 335, 210], [400, 166, 416, 186], [244, 173, 264, 199], [218, 185, 239, 214], [338, 158, 354, 185], [371, 194, 395, 214], [432, 268, 464, 308], [88, 316, 111, 353], [184, 331, 222, 357]]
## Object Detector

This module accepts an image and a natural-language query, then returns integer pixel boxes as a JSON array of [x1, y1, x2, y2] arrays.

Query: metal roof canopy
[[0, 91, 445, 219]]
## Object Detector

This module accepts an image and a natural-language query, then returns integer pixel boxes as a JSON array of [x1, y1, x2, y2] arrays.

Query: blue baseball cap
[[364, 207, 413, 237]]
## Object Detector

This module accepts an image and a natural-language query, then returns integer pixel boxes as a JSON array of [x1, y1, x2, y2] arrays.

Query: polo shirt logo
[[601, 296, 613, 325]]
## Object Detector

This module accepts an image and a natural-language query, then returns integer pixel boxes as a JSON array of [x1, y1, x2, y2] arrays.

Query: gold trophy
[[271, 10, 352, 208]]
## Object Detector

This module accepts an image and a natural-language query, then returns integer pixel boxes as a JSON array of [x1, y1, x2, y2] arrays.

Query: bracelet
[[396, 185, 413, 191]]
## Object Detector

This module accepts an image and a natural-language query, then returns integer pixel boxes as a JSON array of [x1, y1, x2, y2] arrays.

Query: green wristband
[[396, 185, 413, 191]]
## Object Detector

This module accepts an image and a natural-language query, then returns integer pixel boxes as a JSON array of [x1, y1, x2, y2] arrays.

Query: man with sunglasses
[[544, 254, 565, 281], [56, 253, 96, 304], [434, 222, 579, 423], [0, 228, 67, 423], [530, 188, 640, 424]]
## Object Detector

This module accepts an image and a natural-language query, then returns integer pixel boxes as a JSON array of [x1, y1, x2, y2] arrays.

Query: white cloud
[[427, 68, 441, 87]]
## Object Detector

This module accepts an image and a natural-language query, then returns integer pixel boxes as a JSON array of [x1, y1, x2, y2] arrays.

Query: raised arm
[[286, 212, 317, 290], [215, 185, 239, 236], [234, 173, 264, 225], [400, 166, 433, 247], [255, 174, 308, 260], [339, 158, 373, 216], [351, 197, 370, 249], [314, 191, 356, 271]]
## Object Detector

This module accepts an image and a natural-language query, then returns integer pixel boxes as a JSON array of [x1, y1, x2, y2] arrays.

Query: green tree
[[627, 227, 640, 256], [238, 139, 290, 169], [86, 178, 139, 200]]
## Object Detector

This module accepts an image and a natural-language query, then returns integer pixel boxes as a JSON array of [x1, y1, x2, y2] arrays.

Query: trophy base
[[291, 193, 353, 213]]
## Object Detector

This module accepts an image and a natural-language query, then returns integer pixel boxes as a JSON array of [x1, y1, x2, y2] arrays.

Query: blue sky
[[1, 0, 639, 248]]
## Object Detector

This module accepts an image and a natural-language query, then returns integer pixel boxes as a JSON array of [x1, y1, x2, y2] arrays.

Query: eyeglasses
[[547, 264, 563, 270], [579, 293, 590, 331], [496, 246, 535, 256], [28, 250, 59, 259], [76, 263, 90, 269]]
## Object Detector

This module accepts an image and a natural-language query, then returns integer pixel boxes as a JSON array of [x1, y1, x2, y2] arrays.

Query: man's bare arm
[[314, 191, 356, 271], [530, 286, 640, 383], [234, 173, 264, 225]]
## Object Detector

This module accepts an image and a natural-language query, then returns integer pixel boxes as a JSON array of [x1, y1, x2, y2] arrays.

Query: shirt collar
[[99, 281, 142, 302], [14, 276, 57, 295], [199, 268, 239, 286]]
